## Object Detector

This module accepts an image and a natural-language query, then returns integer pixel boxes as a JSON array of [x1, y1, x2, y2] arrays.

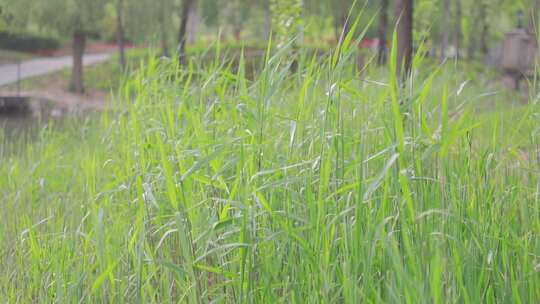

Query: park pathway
[[0, 53, 112, 87]]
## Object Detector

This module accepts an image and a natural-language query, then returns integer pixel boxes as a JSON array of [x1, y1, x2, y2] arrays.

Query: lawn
[[3, 45, 268, 95], [0, 49, 35, 65], [1, 41, 539, 302]]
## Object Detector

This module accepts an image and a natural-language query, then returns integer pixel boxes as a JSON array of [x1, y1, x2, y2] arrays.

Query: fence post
[[16, 60, 21, 97]]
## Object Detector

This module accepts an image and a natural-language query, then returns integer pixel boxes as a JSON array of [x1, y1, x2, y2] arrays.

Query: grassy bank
[[0, 49, 35, 65], [1, 39, 539, 302], [3, 45, 267, 94]]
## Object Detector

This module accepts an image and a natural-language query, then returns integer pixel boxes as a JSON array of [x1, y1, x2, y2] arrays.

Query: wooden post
[[16, 60, 21, 97]]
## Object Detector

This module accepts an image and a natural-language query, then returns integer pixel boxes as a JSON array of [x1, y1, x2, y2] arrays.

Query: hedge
[[0, 30, 60, 52]]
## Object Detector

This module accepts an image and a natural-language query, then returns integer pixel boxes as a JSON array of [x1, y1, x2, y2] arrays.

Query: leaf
[[363, 153, 399, 202], [91, 261, 119, 294]]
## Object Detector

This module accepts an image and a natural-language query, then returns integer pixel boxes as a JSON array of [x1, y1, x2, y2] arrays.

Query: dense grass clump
[[1, 40, 540, 303]]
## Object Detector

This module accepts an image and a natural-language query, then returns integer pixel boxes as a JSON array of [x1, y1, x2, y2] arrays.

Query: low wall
[[0, 96, 31, 116]]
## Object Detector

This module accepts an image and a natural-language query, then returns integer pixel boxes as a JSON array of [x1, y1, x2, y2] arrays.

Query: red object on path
[[359, 38, 380, 50]]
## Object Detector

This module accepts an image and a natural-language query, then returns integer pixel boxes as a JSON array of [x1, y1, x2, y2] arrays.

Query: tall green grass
[[1, 37, 540, 302]]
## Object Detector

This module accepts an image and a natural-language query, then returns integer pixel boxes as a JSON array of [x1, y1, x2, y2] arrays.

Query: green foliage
[[119, 0, 175, 45], [270, 0, 304, 45], [98, 2, 120, 43], [4, 0, 108, 35], [0, 30, 60, 52], [1, 40, 540, 302], [414, 0, 439, 41], [1, 0, 535, 56], [201, 0, 220, 27]]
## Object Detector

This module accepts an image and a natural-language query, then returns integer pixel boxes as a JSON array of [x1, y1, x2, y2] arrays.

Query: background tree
[[226, 0, 252, 41], [270, 0, 304, 47], [412, 0, 437, 58], [455, 0, 462, 58], [178, 0, 195, 64], [528, 0, 540, 33], [396, 0, 413, 76], [116, 0, 126, 69], [441, 0, 450, 60], [378, 0, 389, 65], [0, 3, 8, 28], [465, 2, 480, 59], [160, 0, 171, 57], [200, 0, 220, 30], [263, 0, 272, 40], [333, 0, 352, 41], [5, 0, 107, 93], [479, 2, 490, 56]]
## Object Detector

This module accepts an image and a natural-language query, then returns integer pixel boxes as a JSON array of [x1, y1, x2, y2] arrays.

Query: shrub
[[0, 30, 60, 53]]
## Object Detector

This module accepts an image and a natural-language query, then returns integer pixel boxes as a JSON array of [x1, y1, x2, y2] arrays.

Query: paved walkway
[[0, 53, 112, 87]]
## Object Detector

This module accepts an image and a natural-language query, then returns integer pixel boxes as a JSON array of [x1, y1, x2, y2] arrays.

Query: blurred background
[[0, 0, 538, 132]]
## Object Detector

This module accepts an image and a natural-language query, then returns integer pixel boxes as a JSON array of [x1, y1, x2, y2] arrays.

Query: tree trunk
[[178, 0, 194, 65], [467, 6, 479, 60], [454, 0, 462, 58], [70, 32, 86, 94], [328, 2, 341, 42], [479, 4, 489, 56], [116, 0, 126, 69], [440, 0, 450, 60], [234, 26, 242, 42], [263, 0, 271, 41], [160, 0, 170, 57], [335, 0, 351, 41], [187, 7, 198, 44], [395, 0, 413, 76], [377, 0, 389, 65], [231, 0, 243, 42], [529, 0, 540, 34], [333, 9, 341, 42]]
